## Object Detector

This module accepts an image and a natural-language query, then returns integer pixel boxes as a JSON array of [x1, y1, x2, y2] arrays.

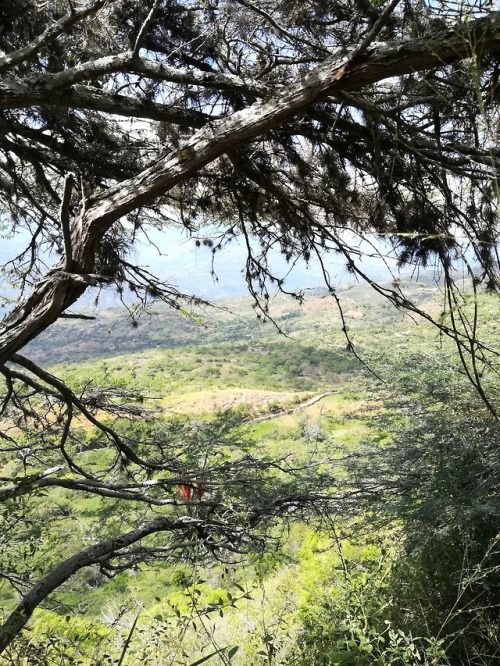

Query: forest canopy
[[0, 0, 499, 658]]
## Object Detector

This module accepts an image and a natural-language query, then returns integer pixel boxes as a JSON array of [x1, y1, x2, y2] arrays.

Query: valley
[[1, 279, 499, 665]]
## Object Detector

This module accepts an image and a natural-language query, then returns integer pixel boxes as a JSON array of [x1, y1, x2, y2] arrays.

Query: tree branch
[[0, 0, 119, 74], [1, 12, 500, 365], [0, 80, 212, 128], [352, 0, 402, 59], [0, 516, 194, 653], [60, 173, 74, 271]]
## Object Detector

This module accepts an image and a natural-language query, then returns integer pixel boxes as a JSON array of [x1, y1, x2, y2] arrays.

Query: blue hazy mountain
[[113, 226, 402, 302], [1, 225, 401, 309]]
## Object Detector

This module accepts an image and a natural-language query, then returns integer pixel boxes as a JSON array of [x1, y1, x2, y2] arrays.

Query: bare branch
[[132, 0, 163, 58], [352, 0, 402, 59]]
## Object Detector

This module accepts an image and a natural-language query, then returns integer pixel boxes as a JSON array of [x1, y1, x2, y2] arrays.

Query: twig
[[59, 313, 96, 320], [117, 611, 140, 666], [133, 0, 163, 58]]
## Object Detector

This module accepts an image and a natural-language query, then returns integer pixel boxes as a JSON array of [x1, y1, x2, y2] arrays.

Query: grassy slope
[[3, 281, 442, 590], [25, 279, 432, 366], [6, 278, 493, 663]]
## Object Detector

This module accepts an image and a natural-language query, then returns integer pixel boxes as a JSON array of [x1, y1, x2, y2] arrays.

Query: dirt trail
[[245, 391, 338, 424]]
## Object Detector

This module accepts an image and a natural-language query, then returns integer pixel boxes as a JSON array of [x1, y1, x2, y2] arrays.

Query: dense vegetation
[[2, 280, 500, 665]]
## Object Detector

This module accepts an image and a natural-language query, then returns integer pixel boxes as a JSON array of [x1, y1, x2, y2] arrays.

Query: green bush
[[290, 543, 447, 665], [351, 355, 500, 664]]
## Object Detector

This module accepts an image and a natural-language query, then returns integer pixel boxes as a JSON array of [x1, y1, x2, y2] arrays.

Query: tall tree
[[0, 0, 499, 653]]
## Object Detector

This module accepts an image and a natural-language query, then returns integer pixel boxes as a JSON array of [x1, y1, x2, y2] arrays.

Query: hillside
[[2, 277, 499, 665], [24, 278, 439, 366]]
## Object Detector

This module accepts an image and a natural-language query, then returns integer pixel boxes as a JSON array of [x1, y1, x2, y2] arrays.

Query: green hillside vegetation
[[25, 280, 428, 365], [2, 281, 500, 665]]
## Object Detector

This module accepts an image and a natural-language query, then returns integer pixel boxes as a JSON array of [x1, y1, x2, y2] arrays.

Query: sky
[[117, 225, 401, 301], [0, 224, 402, 311]]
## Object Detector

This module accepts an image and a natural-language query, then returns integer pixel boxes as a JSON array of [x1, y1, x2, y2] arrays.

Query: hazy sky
[[0, 224, 400, 310], [130, 225, 400, 299]]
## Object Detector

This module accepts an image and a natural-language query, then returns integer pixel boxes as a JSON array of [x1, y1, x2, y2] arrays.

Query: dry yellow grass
[[160, 388, 308, 415]]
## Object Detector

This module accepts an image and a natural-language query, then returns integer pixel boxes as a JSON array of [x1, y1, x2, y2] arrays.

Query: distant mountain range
[[2, 224, 448, 368], [1, 225, 402, 308]]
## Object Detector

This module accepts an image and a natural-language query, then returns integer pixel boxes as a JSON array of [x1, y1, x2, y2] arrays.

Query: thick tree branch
[[130, 56, 269, 97], [84, 12, 500, 225], [0, 81, 212, 128], [0, 472, 215, 505], [0, 516, 196, 653], [60, 173, 75, 271], [0, 0, 119, 74], [1, 12, 500, 365]]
